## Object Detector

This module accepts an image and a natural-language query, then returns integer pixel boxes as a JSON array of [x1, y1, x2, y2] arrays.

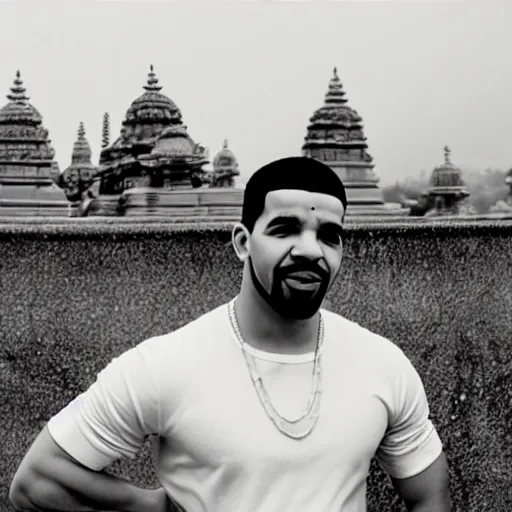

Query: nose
[[290, 231, 324, 260]]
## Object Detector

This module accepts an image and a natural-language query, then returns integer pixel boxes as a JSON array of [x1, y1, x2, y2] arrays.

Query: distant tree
[[102, 112, 110, 149]]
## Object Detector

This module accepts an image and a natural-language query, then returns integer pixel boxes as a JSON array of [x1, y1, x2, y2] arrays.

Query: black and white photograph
[[1, 0, 511, 511]]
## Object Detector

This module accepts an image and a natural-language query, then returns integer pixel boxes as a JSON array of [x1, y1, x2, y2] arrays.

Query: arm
[[391, 451, 451, 511], [376, 351, 452, 511], [9, 340, 165, 512], [9, 426, 165, 512]]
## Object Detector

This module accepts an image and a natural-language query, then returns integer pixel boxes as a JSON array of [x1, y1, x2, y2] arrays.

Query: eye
[[268, 225, 300, 237], [318, 228, 342, 246]]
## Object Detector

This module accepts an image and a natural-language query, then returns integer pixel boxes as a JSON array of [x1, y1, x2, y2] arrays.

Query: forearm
[[408, 488, 452, 512], [11, 466, 151, 512]]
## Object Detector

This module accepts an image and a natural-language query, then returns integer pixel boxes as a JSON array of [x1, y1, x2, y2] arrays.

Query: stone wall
[[1, 219, 511, 512]]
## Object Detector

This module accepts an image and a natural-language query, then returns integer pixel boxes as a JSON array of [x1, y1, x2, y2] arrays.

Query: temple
[[87, 65, 209, 215], [0, 71, 67, 216], [302, 68, 405, 218], [2, 65, 506, 223], [423, 146, 474, 216]]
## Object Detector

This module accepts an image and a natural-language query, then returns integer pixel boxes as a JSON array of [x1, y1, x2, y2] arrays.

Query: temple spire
[[444, 145, 451, 164], [144, 64, 162, 92], [325, 66, 347, 106], [7, 70, 30, 104], [223, 139, 228, 149], [78, 121, 86, 140], [71, 121, 92, 163]]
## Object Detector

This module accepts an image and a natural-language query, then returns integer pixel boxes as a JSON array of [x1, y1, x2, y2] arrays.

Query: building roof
[[428, 146, 469, 196], [0, 70, 43, 125]]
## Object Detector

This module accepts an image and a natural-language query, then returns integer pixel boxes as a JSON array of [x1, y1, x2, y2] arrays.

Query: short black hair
[[241, 156, 347, 232]]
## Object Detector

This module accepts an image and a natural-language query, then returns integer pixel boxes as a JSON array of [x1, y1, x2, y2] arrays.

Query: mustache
[[276, 262, 330, 281]]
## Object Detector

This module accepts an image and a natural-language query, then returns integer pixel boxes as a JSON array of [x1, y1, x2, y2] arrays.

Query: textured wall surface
[[1, 220, 511, 512]]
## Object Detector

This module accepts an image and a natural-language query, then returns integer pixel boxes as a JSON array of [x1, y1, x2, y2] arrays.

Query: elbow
[[9, 480, 34, 511], [9, 472, 50, 511]]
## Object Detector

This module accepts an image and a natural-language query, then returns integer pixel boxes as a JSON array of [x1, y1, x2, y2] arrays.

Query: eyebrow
[[265, 215, 344, 236]]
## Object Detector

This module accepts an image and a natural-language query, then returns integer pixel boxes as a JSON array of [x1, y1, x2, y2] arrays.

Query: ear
[[232, 222, 250, 262]]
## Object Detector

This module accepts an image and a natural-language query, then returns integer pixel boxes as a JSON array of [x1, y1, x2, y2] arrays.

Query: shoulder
[[137, 301, 230, 358], [90, 302, 231, 394], [321, 309, 411, 370]]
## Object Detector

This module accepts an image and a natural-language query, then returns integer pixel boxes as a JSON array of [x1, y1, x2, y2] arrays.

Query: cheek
[[325, 247, 343, 277], [250, 241, 288, 285]]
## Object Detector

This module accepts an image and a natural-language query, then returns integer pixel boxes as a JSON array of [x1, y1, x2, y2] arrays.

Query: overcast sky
[[1, 0, 510, 186]]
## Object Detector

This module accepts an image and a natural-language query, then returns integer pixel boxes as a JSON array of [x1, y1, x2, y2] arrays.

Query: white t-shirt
[[48, 300, 443, 512]]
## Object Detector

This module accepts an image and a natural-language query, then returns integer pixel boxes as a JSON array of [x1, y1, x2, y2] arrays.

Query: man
[[10, 157, 451, 512]]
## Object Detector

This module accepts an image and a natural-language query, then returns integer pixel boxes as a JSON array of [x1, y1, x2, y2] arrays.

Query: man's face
[[247, 189, 345, 320]]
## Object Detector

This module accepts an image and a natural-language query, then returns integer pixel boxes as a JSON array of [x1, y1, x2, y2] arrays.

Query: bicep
[[10, 425, 94, 505], [15, 425, 91, 476], [391, 452, 451, 509], [47, 343, 161, 470], [377, 354, 444, 479]]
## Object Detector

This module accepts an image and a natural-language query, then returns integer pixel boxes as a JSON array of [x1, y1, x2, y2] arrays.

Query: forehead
[[261, 189, 345, 221]]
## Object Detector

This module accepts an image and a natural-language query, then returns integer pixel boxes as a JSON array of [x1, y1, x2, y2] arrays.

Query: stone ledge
[[0, 214, 511, 237]]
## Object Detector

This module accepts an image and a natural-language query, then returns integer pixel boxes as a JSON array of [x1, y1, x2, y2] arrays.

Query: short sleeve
[[47, 339, 161, 471], [376, 353, 443, 479]]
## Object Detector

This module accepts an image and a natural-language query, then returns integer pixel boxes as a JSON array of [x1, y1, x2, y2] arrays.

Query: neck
[[234, 281, 320, 355]]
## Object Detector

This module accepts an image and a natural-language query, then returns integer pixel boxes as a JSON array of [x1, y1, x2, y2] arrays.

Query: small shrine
[[210, 139, 240, 188], [424, 146, 473, 216], [54, 122, 98, 217], [0, 71, 67, 216], [302, 68, 405, 218]]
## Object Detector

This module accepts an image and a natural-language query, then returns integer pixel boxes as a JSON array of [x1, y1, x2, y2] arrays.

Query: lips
[[284, 271, 323, 283]]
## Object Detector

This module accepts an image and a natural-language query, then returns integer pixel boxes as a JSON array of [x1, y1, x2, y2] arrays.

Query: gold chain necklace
[[228, 298, 324, 440]]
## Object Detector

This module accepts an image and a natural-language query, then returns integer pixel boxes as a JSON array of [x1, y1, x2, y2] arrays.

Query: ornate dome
[[101, 66, 184, 164], [428, 146, 468, 194], [123, 65, 182, 129], [213, 139, 239, 173], [307, 68, 365, 128], [0, 70, 57, 171], [153, 125, 195, 156], [140, 125, 209, 164], [0, 71, 42, 125]]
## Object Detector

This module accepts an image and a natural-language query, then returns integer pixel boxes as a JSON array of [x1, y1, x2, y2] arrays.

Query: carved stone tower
[[0, 71, 66, 216], [302, 68, 400, 217]]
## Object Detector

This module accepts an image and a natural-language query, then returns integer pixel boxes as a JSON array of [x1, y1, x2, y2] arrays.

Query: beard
[[249, 257, 330, 320]]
